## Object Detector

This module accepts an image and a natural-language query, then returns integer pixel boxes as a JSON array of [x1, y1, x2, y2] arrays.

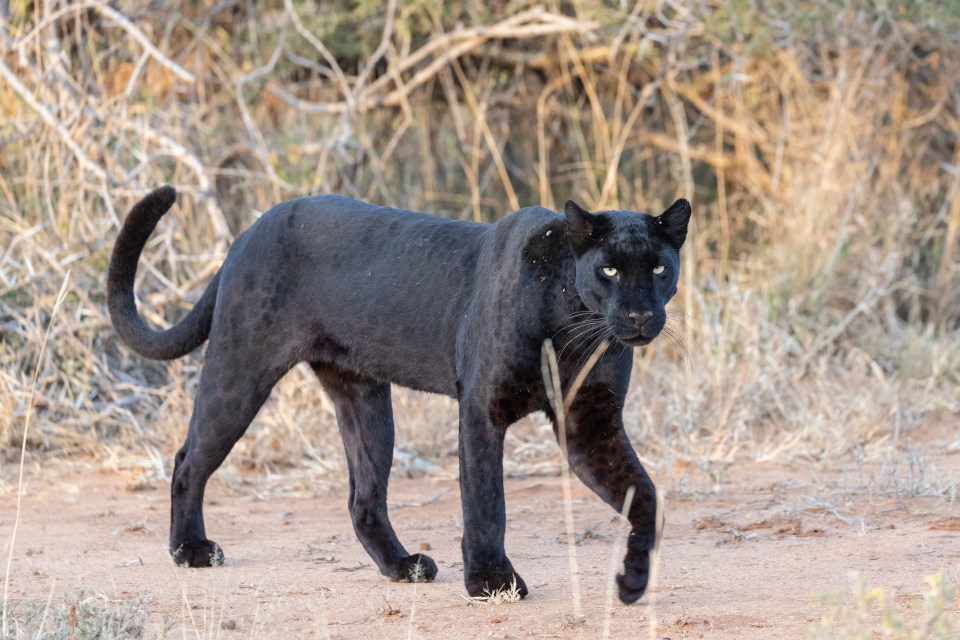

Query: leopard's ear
[[564, 199, 597, 254], [657, 198, 692, 250]]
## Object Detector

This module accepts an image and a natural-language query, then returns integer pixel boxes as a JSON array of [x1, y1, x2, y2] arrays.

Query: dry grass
[[461, 577, 524, 606], [0, 1, 957, 492], [1, 592, 155, 640], [810, 571, 957, 639]]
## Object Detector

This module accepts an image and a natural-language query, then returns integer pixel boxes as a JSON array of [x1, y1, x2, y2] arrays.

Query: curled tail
[[107, 186, 221, 360]]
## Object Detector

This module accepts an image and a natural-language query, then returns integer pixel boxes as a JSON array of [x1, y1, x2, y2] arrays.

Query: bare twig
[[541, 339, 583, 619], [353, 0, 398, 97], [0, 56, 109, 182], [118, 119, 232, 240], [272, 9, 598, 116], [16, 1, 195, 83], [283, 0, 353, 111], [602, 485, 635, 640], [91, 1, 195, 83], [450, 58, 520, 211], [235, 28, 298, 194], [2, 271, 70, 636], [646, 489, 665, 640]]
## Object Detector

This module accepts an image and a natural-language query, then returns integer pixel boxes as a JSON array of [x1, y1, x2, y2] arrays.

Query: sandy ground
[[2, 452, 959, 639]]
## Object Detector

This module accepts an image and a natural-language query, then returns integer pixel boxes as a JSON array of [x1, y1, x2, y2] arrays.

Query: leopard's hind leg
[[170, 338, 291, 567], [313, 365, 438, 583]]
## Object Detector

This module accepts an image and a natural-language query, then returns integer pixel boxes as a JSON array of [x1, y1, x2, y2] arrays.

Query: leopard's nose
[[627, 311, 653, 327]]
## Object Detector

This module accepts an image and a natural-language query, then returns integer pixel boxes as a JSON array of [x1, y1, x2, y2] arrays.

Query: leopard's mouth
[[615, 331, 654, 347]]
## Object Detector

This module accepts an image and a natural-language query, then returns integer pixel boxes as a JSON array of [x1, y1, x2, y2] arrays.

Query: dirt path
[[2, 457, 959, 639]]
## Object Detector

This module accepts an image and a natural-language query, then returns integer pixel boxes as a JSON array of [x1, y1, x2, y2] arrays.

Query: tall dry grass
[[0, 1, 958, 481]]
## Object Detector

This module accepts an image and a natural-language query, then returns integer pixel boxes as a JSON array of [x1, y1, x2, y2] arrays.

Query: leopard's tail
[[107, 186, 221, 360]]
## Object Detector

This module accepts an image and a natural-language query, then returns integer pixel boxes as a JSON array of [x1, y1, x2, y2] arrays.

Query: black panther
[[107, 186, 691, 603]]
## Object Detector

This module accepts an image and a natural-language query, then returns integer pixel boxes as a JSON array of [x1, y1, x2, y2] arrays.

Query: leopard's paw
[[465, 569, 528, 600], [171, 539, 224, 568], [385, 553, 438, 583], [616, 551, 650, 604]]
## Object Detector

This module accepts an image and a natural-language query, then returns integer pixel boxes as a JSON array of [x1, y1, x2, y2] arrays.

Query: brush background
[[1, 0, 958, 487]]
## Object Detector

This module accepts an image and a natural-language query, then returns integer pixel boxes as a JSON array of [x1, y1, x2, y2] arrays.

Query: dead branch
[[272, 8, 598, 116], [16, 0, 195, 83], [0, 55, 109, 182]]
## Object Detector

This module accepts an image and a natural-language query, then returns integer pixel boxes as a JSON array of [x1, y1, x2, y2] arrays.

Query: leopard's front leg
[[552, 383, 659, 604], [457, 400, 529, 599]]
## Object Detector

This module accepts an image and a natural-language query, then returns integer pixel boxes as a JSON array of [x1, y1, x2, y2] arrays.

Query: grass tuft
[[809, 571, 957, 639], [462, 578, 524, 606], [3, 592, 157, 640]]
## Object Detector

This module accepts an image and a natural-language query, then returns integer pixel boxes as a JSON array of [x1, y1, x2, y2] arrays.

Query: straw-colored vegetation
[[1, 9, 959, 638], [1, 0, 958, 501], [810, 571, 957, 639], [3, 592, 155, 640]]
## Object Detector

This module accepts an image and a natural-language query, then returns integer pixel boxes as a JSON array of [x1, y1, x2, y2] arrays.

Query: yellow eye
[[653, 265, 665, 275], [602, 267, 618, 277]]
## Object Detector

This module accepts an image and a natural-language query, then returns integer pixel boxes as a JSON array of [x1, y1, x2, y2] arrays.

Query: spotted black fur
[[107, 186, 691, 603]]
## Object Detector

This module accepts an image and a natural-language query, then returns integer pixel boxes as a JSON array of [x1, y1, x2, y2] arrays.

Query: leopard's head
[[564, 198, 691, 348]]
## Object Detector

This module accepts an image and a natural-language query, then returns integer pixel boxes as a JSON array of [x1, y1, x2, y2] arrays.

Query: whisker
[[556, 313, 603, 327], [616, 336, 629, 360], [561, 325, 609, 364], [555, 320, 605, 344], [566, 324, 607, 351], [563, 310, 601, 320], [557, 311, 604, 328], [554, 319, 605, 336], [662, 324, 689, 362], [563, 337, 611, 412], [557, 323, 607, 360], [665, 310, 689, 328], [574, 328, 612, 373]]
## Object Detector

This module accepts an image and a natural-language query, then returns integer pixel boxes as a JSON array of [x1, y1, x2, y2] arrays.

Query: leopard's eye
[[653, 265, 665, 275], [601, 267, 618, 278]]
